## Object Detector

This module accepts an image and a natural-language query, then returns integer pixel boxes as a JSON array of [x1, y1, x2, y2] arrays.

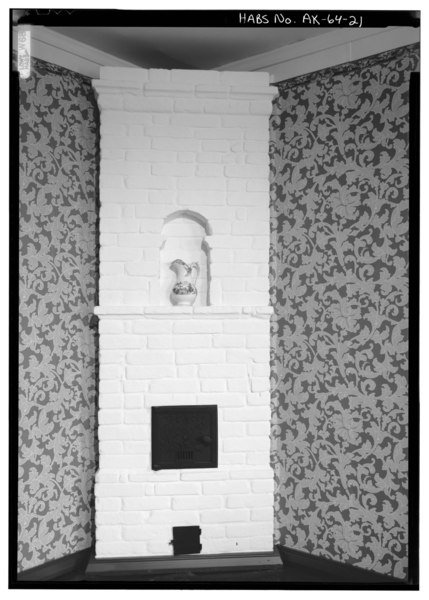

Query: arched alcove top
[[163, 209, 212, 236]]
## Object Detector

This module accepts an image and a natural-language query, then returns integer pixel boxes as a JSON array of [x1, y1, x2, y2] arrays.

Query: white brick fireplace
[[92, 67, 278, 559]]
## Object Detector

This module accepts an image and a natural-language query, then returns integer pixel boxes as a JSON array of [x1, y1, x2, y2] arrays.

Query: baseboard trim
[[277, 545, 406, 584], [16, 547, 91, 582], [86, 548, 282, 578]]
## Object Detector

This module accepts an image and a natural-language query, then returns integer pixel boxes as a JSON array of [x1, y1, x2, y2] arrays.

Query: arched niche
[[160, 210, 211, 306]]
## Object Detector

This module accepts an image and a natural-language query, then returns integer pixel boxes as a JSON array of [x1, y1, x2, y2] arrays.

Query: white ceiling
[[48, 26, 335, 69]]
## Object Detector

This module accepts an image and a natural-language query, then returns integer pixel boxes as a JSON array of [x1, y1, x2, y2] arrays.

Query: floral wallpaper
[[269, 44, 419, 580], [18, 58, 99, 572]]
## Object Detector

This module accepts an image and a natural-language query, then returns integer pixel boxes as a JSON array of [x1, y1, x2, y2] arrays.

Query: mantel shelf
[[94, 306, 273, 319]]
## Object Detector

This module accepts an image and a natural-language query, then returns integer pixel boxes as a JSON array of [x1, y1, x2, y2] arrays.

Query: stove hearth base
[[85, 548, 282, 579]]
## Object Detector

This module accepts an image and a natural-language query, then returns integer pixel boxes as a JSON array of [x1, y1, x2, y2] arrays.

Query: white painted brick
[[122, 525, 171, 541], [247, 452, 271, 465], [250, 378, 270, 392], [251, 508, 274, 522], [147, 510, 200, 525], [177, 177, 225, 191], [246, 334, 270, 348], [99, 380, 122, 394], [123, 381, 149, 393], [200, 379, 227, 393], [97, 525, 122, 542], [201, 525, 227, 539], [146, 393, 197, 407], [175, 349, 224, 364], [102, 135, 150, 150], [252, 479, 274, 493], [98, 320, 124, 334], [201, 509, 249, 523], [100, 173, 124, 189], [125, 262, 159, 277], [199, 364, 246, 379], [226, 493, 273, 509], [123, 394, 144, 409], [172, 496, 223, 510], [171, 114, 221, 128], [225, 164, 269, 179], [126, 365, 175, 379], [124, 410, 151, 424], [229, 469, 273, 480], [196, 164, 224, 178], [247, 179, 269, 192], [231, 221, 269, 236], [126, 150, 176, 163], [99, 454, 149, 469], [99, 233, 118, 246], [101, 218, 139, 233], [194, 128, 242, 140], [223, 407, 271, 422], [171, 334, 212, 349], [123, 441, 151, 454], [177, 191, 226, 206], [102, 189, 150, 204], [126, 176, 175, 190], [250, 364, 270, 378], [98, 410, 123, 425], [96, 482, 148, 497], [95, 497, 121, 511], [177, 152, 196, 163], [173, 320, 222, 334], [98, 394, 123, 408], [177, 365, 198, 378], [223, 437, 269, 452], [204, 99, 251, 114], [221, 278, 245, 292], [150, 379, 200, 394], [100, 263, 124, 276], [227, 179, 247, 191], [155, 482, 201, 496], [101, 148, 125, 160], [202, 480, 250, 495], [220, 71, 269, 86], [212, 334, 245, 348], [151, 137, 201, 152], [219, 422, 246, 437], [123, 497, 171, 511], [126, 350, 174, 365], [151, 163, 195, 177], [124, 96, 173, 112], [227, 379, 248, 392], [171, 69, 220, 84], [96, 512, 144, 526], [102, 111, 153, 126], [98, 425, 149, 442], [133, 320, 171, 334], [226, 522, 270, 538], [97, 95, 123, 110], [100, 203, 122, 218], [221, 454, 247, 465], [208, 235, 252, 248], [101, 247, 143, 262], [227, 192, 267, 207], [196, 152, 222, 163], [197, 393, 245, 407], [99, 443, 123, 458], [202, 140, 230, 152], [247, 422, 271, 436], [147, 335, 173, 349], [101, 276, 148, 291], [174, 98, 205, 112], [210, 264, 257, 278]]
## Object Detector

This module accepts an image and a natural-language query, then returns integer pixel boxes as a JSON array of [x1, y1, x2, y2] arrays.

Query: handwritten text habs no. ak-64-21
[[238, 13, 363, 27]]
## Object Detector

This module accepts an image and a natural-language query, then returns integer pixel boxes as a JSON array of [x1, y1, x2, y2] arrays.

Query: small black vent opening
[[171, 526, 202, 555]]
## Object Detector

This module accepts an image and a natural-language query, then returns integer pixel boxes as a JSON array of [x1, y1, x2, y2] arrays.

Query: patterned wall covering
[[18, 58, 99, 572], [269, 44, 419, 580]]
